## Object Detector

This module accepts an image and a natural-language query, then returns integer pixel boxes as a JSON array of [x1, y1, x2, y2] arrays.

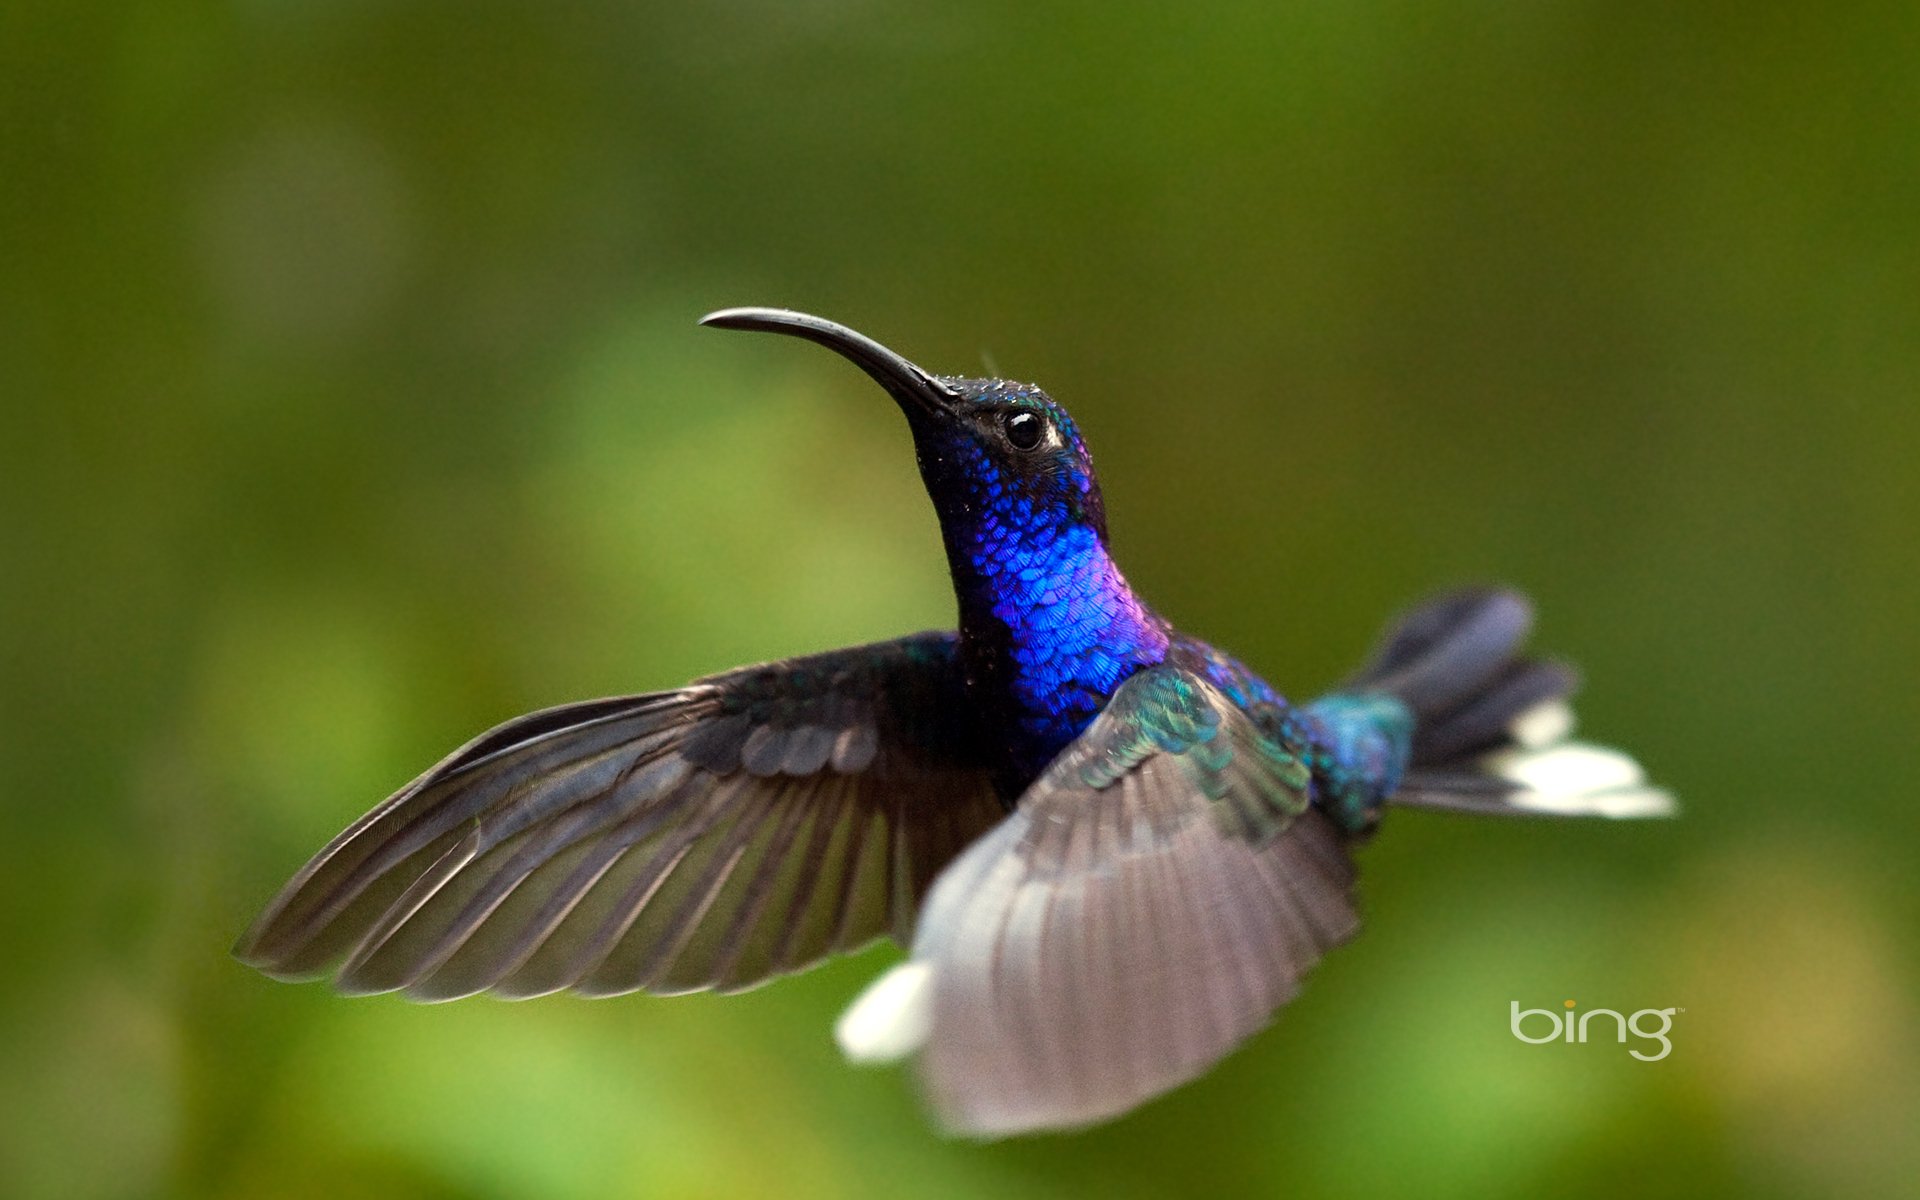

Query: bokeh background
[[5, 3, 1917, 1197]]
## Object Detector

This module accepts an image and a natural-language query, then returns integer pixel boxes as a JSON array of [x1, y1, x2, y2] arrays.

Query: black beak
[[699, 308, 961, 418]]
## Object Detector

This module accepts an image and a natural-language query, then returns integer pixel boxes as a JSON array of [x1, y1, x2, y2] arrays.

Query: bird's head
[[702, 308, 1108, 543]]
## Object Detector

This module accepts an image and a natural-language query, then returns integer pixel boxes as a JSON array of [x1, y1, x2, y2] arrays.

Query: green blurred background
[[5, 2, 1917, 1197]]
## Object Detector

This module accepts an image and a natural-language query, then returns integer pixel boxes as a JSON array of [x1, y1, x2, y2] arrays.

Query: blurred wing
[[235, 632, 1004, 1001], [883, 666, 1361, 1137]]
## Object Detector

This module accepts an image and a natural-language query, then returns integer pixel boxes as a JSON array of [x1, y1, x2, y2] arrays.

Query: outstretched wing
[[840, 666, 1361, 1137], [235, 633, 1004, 1001]]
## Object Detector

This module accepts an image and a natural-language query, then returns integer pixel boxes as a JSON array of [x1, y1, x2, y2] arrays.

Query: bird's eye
[[1002, 410, 1045, 451]]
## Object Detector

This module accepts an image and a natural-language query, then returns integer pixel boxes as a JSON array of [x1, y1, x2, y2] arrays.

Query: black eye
[[1002, 410, 1045, 450]]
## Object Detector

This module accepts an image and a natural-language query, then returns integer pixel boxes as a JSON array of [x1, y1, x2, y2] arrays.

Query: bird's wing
[[848, 665, 1360, 1137], [234, 632, 1004, 1001]]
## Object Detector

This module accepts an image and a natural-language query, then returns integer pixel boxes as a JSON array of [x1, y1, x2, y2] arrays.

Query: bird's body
[[238, 309, 1672, 1136]]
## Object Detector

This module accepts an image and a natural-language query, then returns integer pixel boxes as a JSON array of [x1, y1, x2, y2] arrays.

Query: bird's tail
[[1348, 587, 1673, 819]]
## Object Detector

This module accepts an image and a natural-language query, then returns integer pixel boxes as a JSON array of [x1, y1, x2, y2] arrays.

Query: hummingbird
[[237, 308, 1673, 1137]]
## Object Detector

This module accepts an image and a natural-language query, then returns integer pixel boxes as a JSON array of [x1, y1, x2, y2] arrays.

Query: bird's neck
[[940, 512, 1170, 789]]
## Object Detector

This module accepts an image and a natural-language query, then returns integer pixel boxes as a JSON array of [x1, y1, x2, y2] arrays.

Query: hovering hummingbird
[[237, 308, 1673, 1137]]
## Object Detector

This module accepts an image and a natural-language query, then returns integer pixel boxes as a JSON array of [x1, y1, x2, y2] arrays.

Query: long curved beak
[[699, 307, 960, 418]]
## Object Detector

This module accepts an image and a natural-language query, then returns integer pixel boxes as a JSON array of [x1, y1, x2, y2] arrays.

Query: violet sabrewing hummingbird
[[237, 308, 1673, 1137]]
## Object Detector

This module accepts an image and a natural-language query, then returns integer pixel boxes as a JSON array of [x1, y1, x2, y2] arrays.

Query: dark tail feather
[[1348, 588, 1532, 711], [1346, 587, 1560, 766], [1410, 657, 1579, 766], [1352, 587, 1673, 819]]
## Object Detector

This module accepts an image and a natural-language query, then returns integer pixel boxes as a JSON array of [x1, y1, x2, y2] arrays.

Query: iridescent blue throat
[[921, 436, 1170, 789]]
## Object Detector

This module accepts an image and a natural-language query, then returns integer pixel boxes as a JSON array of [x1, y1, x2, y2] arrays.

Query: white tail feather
[[1510, 699, 1575, 749], [835, 961, 934, 1064], [1484, 741, 1676, 819]]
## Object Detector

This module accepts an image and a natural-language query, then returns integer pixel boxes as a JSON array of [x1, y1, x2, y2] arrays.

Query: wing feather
[[871, 665, 1361, 1137], [236, 634, 1004, 1000]]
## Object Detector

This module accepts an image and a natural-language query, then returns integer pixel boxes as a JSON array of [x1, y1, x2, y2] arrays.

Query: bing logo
[[1510, 999, 1677, 1061]]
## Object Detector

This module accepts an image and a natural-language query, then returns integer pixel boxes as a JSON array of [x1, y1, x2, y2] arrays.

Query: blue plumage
[[881, 367, 1419, 832], [238, 307, 1673, 1139], [1298, 692, 1415, 831], [909, 378, 1171, 788]]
